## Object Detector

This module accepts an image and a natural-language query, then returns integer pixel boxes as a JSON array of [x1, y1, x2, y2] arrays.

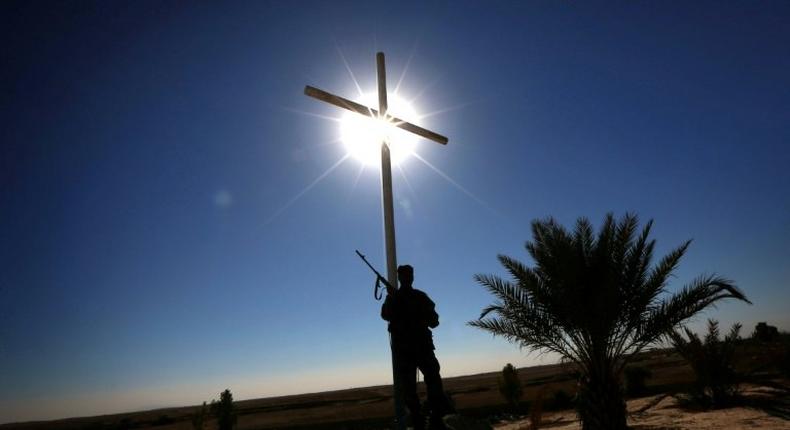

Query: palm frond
[[636, 275, 750, 346], [574, 217, 596, 260], [641, 240, 691, 302], [497, 254, 552, 308], [612, 213, 639, 264]]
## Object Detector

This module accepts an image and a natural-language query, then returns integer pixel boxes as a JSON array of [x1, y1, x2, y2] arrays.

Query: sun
[[339, 92, 420, 166]]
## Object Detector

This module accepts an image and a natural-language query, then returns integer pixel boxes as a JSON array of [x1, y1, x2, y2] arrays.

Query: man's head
[[397, 264, 414, 288]]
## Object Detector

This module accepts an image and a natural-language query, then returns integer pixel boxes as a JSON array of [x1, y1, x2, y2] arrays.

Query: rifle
[[355, 250, 395, 300]]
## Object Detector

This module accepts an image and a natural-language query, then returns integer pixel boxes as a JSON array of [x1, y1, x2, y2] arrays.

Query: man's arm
[[381, 293, 395, 321], [426, 302, 439, 329], [378, 275, 396, 294], [420, 293, 440, 328]]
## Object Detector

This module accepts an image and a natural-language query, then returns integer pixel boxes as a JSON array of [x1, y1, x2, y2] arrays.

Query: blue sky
[[2, 0, 789, 423]]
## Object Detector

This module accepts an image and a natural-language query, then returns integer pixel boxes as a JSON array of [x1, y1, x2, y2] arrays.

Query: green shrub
[[670, 319, 742, 408], [211, 389, 237, 430], [498, 363, 523, 412], [624, 366, 652, 397]]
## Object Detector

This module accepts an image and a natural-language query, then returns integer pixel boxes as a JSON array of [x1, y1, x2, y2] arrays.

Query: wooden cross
[[303, 86, 448, 146], [304, 52, 448, 287], [304, 52, 448, 429]]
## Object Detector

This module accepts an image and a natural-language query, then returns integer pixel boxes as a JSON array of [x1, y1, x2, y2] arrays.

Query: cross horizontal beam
[[304, 85, 448, 145]]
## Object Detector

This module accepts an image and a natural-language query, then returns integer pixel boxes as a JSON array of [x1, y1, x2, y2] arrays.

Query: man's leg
[[417, 350, 448, 427], [397, 351, 422, 429]]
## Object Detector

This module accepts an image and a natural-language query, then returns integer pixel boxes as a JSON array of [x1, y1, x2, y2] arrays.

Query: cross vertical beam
[[377, 53, 398, 310], [376, 52, 406, 429]]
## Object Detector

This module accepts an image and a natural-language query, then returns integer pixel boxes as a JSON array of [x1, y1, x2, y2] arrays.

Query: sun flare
[[339, 93, 420, 166]]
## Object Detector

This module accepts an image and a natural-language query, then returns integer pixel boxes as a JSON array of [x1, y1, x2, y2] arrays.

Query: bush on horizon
[[498, 363, 523, 412], [210, 389, 237, 430], [752, 322, 779, 342]]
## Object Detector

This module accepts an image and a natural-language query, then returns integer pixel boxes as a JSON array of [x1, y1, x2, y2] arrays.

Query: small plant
[[498, 363, 523, 412], [624, 366, 652, 397], [670, 319, 742, 408], [210, 389, 237, 430]]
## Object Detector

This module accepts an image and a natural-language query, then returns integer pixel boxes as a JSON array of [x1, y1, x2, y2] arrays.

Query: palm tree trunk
[[576, 362, 627, 430]]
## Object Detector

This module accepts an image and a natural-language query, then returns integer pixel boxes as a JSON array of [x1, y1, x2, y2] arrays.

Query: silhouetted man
[[381, 265, 448, 429]]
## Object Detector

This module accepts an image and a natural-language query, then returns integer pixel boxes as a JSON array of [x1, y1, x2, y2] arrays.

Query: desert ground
[[496, 385, 790, 430], [2, 349, 787, 430]]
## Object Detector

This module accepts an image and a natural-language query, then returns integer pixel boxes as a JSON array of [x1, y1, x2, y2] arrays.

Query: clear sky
[[2, 0, 789, 424]]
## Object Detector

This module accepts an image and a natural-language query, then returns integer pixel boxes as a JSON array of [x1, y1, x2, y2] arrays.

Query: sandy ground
[[494, 385, 790, 430]]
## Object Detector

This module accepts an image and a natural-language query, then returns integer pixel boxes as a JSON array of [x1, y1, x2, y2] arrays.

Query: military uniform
[[381, 285, 447, 428]]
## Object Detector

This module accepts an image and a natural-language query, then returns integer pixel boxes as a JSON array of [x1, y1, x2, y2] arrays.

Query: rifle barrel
[[355, 250, 382, 277]]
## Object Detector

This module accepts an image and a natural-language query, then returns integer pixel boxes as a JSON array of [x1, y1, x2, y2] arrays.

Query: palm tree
[[469, 213, 750, 430]]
